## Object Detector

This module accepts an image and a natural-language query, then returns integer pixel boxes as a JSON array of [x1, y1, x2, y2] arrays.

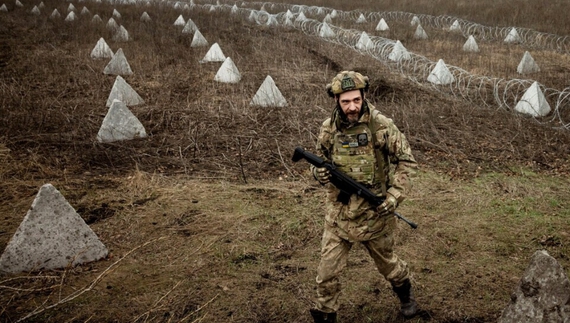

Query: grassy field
[[1, 168, 568, 322], [1, 0, 569, 322]]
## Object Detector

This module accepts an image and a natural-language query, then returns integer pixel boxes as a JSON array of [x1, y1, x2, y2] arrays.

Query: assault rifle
[[292, 147, 418, 229]]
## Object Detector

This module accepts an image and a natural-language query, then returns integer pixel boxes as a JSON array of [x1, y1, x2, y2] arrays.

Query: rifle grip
[[336, 191, 351, 205]]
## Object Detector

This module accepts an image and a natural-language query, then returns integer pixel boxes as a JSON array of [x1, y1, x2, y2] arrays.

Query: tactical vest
[[328, 108, 388, 193], [331, 123, 378, 186]]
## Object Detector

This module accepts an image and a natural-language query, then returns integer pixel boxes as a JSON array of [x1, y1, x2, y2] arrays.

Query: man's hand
[[313, 167, 330, 184], [377, 193, 398, 216]]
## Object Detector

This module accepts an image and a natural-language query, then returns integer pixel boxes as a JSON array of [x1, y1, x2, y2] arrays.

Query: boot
[[310, 308, 337, 323], [391, 279, 419, 319]]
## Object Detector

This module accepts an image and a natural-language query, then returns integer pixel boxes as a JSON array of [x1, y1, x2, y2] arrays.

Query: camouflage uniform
[[313, 100, 418, 314]]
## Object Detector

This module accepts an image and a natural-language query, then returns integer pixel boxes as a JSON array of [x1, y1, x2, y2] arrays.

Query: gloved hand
[[377, 193, 398, 216], [313, 167, 330, 184]]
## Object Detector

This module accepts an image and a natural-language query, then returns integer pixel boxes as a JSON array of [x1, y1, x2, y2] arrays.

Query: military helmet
[[326, 71, 369, 97]]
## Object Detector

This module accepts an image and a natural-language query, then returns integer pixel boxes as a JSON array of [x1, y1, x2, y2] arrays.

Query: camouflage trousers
[[314, 215, 410, 313]]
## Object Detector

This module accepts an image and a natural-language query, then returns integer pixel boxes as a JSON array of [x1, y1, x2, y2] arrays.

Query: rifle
[[292, 147, 418, 229]]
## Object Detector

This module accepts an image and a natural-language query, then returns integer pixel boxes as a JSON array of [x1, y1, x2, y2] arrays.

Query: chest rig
[[331, 123, 380, 186], [326, 107, 390, 197]]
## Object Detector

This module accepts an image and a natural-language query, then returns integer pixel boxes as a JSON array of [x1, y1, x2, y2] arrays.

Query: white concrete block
[[0, 184, 108, 273]]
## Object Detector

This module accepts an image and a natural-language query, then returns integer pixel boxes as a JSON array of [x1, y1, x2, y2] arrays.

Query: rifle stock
[[292, 147, 418, 229]]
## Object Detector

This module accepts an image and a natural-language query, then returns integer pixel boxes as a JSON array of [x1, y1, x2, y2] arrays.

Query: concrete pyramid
[[319, 22, 335, 38], [411, 15, 420, 26], [376, 18, 389, 31], [0, 184, 108, 273], [230, 4, 238, 14], [295, 12, 306, 22], [323, 13, 332, 24], [182, 18, 197, 34], [356, 31, 372, 50], [247, 10, 257, 23], [517, 51, 540, 74], [67, 3, 75, 12], [463, 35, 479, 52], [266, 15, 278, 26], [356, 13, 366, 23], [90, 37, 114, 59], [106, 75, 144, 107], [498, 250, 570, 323], [200, 42, 225, 63], [285, 9, 294, 19], [31, 5, 40, 15], [214, 57, 241, 83], [140, 11, 151, 22], [427, 59, 455, 85], [112, 8, 120, 19], [514, 82, 551, 117], [38, 1, 44, 9], [103, 48, 133, 76], [50, 9, 61, 19], [190, 29, 208, 47], [91, 14, 102, 23], [107, 17, 119, 30], [388, 40, 411, 61], [284, 16, 293, 27], [504, 28, 521, 43], [80, 6, 90, 15], [15, 0, 22, 7], [174, 14, 185, 26], [0, 4, 7, 12], [330, 9, 338, 18], [65, 11, 77, 22], [450, 20, 461, 32], [112, 25, 129, 42], [173, 1, 182, 10], [414, 24, 428, 40], [250, 75, 287, 107], [97, 100, 147, 143]]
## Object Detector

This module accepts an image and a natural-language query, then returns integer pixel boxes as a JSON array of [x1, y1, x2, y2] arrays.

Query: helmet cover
[[326, 71, 369, 97]]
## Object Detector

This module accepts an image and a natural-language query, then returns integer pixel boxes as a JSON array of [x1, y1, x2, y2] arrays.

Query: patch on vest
[[357, 133, 368, 146], [342, 141, 359, 148]]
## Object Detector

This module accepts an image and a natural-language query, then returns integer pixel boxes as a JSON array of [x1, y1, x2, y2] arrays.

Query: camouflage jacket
[[315, 100, 418, 208]]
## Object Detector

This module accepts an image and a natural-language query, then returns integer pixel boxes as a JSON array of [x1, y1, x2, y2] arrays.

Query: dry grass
[[1, 169, 568, 322], [1, 0, 570, 322], [282, 0, 570, 36]]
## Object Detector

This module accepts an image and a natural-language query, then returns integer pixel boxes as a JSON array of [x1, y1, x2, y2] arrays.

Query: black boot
[[392, 279, 419, 319], [310, 308, 337, 323]]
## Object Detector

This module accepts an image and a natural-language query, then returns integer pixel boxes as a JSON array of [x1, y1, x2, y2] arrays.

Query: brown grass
[[283, 0, 570, 36], [1, 0, 570, 322]]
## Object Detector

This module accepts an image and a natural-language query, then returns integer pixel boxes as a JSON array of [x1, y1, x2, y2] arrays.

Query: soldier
[[309, 71, 419, 323]]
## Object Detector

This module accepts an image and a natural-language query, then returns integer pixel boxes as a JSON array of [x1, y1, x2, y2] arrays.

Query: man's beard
[[334, 102, 364, 128], [345, 112, 360, 124]]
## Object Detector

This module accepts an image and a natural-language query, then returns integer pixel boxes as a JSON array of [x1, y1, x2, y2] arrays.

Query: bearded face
[[337, 90, 363, 124]]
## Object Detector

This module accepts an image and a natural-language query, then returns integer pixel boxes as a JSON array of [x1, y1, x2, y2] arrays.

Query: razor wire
[[222, 1, 570, 54], [152, 0, 570, 130], [188, 2, 570, 129]]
